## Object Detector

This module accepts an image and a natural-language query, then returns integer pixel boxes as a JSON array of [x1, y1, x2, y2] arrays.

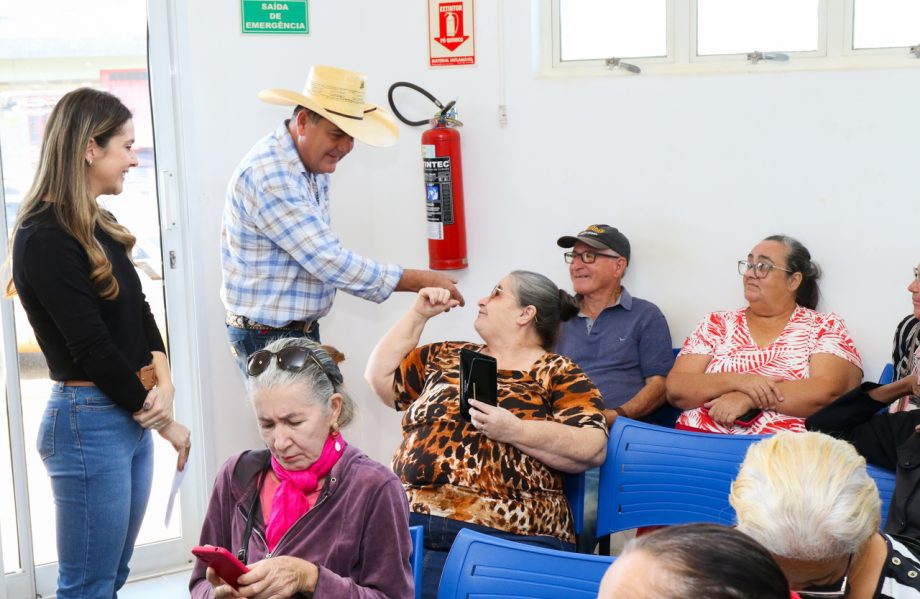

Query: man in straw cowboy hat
[[221, 65, 464, 374]]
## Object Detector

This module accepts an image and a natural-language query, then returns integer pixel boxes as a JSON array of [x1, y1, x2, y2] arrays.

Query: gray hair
[[246, 337, 355, 428], [763, 234, 821, 310], [730, 432, 880, 562], [507, 270, 579, 350]]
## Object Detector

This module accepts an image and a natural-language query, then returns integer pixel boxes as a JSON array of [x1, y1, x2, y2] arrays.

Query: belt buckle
[[227, 312, 254, 330]]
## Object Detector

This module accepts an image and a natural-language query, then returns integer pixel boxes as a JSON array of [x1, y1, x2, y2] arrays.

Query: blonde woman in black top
[[7, 88, 190, 598]]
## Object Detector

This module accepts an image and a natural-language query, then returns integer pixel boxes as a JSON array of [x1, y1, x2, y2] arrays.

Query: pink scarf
[[264, 431, 346, 552]]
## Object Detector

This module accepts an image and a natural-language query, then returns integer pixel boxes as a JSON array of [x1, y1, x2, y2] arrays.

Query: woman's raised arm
[[364, 288, 460, 408]]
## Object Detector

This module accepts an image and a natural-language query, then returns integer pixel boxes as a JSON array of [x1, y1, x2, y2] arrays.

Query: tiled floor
[[121, 569, 191, 598]]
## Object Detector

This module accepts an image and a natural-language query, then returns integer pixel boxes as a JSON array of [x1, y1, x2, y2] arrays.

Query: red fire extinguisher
[[421, 103, 467, 270], [388, 85, 468, 270]]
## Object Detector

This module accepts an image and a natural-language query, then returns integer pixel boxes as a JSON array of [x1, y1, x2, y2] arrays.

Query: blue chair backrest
[[563, 472, 585, 535], [409, 525, 424, 599], [597, 418, 764, 536], [597, 418, 898, 536], [437, 528, 614, 598], [879, 363, 895, 385], [868, 464, 896, 526]]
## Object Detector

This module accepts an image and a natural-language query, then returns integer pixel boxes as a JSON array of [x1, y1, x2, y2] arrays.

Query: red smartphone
[[192, 545, 249, 589], [733, 408, 764, 428]]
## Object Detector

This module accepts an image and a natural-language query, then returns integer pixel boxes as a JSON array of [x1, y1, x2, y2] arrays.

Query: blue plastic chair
[[436, 528, 614, 598], [409, 525, 423, 599], [597, 418, 897, 536], [868, 464, 896, 526], [597, 418, 763, 536], [879, 363, 895, 385], [563, 472, 585, 535]]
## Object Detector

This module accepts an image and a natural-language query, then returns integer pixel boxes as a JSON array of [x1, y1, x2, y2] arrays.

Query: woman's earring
[[86, 158, 93, 167], [330, 421, 342, 451], [331, 422, 341, 451]]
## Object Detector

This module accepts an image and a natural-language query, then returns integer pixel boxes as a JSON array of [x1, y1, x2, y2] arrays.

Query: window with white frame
[[558, 1, 667, 61], [696, 0, 819, 56], [853, 0, 920, 50], [547, 0, 920, 75]]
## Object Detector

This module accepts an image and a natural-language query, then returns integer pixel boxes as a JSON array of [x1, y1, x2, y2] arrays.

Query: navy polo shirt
[[554, 287, 674, 410]]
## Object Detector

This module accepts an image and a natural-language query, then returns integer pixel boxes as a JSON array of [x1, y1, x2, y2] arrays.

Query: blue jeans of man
[[38, 383, 154, 598], [226, 323, 321, 377], [409, 512, 575, 599]]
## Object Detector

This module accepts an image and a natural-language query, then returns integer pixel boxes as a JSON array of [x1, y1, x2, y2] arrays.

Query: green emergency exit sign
[[241, 1, 309, 35]]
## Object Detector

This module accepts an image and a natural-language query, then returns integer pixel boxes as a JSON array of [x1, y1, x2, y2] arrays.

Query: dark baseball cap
[[557, 224, 631, 262]]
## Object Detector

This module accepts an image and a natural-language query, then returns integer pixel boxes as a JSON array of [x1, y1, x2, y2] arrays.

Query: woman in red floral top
[[667, 235, 862, 435]]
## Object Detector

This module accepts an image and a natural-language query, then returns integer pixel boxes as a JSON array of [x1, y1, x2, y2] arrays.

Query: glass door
[[0, 1, 194, 595]]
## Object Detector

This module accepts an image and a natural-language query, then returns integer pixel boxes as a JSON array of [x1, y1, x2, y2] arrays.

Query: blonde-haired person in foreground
[[731, 431, 920, 598], [597, 523, 793, 599]]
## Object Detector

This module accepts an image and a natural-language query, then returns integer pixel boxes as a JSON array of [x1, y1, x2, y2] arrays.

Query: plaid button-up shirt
[[220, 122, 402, 327]]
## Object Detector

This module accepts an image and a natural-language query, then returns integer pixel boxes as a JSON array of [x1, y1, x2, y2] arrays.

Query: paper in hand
[[164, 462, 189, 527]]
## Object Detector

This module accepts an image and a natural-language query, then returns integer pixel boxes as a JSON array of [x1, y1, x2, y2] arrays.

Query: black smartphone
[[734, 408, 764, 427], [459, 348, 498, 421]]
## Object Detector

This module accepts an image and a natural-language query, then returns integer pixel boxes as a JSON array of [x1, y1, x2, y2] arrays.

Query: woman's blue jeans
[[38, 383, 154, 598], [409, 512, 575, 599]]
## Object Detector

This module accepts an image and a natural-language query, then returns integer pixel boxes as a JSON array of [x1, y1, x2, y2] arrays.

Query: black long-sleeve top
[[11, 208, 165, 412], [806, 382, 920, 537]]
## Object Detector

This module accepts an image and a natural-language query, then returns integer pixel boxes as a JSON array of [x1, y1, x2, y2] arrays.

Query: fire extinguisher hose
[[387, 82, 458, 127]]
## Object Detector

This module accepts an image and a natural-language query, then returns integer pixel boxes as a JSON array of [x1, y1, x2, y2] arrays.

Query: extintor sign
[[428, 0, 475, 67], [424, 154, 454, 240]]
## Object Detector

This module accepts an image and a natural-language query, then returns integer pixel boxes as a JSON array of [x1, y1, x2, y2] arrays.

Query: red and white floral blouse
[[676, 306, 862, 434]]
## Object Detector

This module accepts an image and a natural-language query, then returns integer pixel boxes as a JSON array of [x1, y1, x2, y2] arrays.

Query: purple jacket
[[190, 445, 413, 598]]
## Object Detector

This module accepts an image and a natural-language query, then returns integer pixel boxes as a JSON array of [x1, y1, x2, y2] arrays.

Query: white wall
[[168, 0, 920, 484]]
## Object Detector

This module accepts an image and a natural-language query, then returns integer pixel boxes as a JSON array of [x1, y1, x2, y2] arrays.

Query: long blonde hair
[[6, 87, 136, 300]]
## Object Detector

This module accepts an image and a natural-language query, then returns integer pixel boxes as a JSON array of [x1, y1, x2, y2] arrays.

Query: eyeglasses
[[247, 346, 336, 384], [564, 250, 621, 264], [489, 285, 519, 302], [737, 260, 794, 279], [796, 554, 852, 599]]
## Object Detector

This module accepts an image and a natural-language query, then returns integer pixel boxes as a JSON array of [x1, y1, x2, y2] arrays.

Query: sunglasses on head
[[247, 346, 335, 384]]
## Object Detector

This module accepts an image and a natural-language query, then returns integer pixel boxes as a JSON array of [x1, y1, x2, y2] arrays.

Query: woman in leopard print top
[[366, 270, 607, 599]]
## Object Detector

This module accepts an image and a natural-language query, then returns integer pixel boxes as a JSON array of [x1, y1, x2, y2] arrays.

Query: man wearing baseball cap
[[220, 65, 463, 374], [555, 224, 675, 552]]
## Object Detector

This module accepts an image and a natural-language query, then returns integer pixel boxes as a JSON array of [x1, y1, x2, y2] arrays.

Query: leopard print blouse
[[391, 341, 607, 542]]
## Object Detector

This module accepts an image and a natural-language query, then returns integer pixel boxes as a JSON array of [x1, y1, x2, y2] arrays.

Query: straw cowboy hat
[[258, 65, 399, 147]]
